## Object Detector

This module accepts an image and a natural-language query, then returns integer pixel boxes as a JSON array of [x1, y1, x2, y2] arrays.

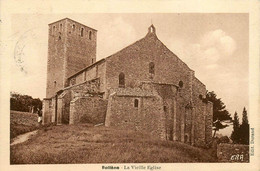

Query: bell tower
[[46, 18, 97, 98]]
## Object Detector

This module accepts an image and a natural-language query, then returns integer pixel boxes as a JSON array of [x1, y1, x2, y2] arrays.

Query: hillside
[[10, 110, 39, 139], [10, 124, 217, 164]]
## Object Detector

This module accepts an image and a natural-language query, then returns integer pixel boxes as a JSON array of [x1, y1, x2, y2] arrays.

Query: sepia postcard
[[0, 0, 259, 171]]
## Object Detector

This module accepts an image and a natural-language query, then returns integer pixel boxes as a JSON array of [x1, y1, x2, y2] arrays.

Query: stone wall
[[43, 78, 103, 125], [43, 96, 57, 124], [67, 59, 107, 94], [46, 19, 67, 98], [105, 89, 166, 139], [191, 76, 210, 147], [69, 78, 102, 97], [217, 143, 249, 162], [62, 78, 103, 124], [184, 107, 192, 144], [42, 98, 52, 124], [51, 96, 57, 123], [65, 18, 97, 79], [69, 96, 107, 125], [105, 30, 192, 103], [57, 90, 71, 124], [105, 82, 211, 146], [205, 102, 213, 145], [152, 83, 178, 141]]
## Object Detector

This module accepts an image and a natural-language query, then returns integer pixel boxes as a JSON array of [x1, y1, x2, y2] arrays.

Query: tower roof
[[48, 18, 97, 31]]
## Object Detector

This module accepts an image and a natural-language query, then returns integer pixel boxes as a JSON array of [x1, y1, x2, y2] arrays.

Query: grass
[[10, 110, 39, 139], [10, 124, 217, 164]]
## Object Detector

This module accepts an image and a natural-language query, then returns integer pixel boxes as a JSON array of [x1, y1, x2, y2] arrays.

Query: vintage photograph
[[8, 13, 250, 165]]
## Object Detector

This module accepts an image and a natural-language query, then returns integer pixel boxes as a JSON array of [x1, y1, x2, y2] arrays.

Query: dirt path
[[11, 130, 38, 146]]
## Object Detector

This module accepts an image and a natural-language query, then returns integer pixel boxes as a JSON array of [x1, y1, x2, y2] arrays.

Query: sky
[[9, 13, 248, 135]]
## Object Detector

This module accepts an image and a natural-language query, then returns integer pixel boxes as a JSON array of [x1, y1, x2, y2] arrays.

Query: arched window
[[81, 28, 84, 37], [134, 99, 139, 108], [149, 62, 155, 74], [60, 24, 62, 30], [89, 31, 92, 40], [119, 72, 125, 88], [53, 26, 56, 32], [72, 24, 75, 31], [179, 81, 183, 88]]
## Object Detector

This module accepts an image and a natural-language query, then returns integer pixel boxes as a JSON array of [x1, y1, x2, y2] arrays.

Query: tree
[[231, 112, 240, 143], [10, 92, 42, 113], [206, 91, 232, 121], [206, 91, 232, 137], [239, 107, 249, 145]]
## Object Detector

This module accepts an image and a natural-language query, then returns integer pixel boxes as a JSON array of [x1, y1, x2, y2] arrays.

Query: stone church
[[43, 18, 213, 147]]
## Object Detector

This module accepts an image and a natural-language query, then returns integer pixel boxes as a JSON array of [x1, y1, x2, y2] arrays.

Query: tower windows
[[149, 62, 155, 74], [54, 81, 57, 87], [53, 26, 56, 32], [163, 106, 167, 112], [60, 24, 62, 30], [58, 32, 61, 40], [72, 24, 75, 31], [89, 31, 92, 40], [81, 28, 84, 37], [119, 72, 125, 88], [134, 99, 139, 108]]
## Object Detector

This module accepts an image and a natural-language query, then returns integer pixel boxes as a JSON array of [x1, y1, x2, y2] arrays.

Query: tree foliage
[[239, 107, 249, 145], [206, 91, 232, 137], [231, 112, 240, 143], [10, 92, 42, 113], [206, 91, 232, 122], [230, 107, 249, 145]]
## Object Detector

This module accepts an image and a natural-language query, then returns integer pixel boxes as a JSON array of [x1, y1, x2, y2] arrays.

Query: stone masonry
[[46, 18, 97, 98], [43, 18, 213, 147], [217, 143, 249, 162]]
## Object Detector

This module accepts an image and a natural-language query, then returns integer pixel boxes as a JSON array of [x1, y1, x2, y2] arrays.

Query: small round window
[[179, 81, 183, 88]]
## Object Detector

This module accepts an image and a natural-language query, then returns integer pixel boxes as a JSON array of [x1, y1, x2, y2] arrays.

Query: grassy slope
[[11, 125, 217, 164], [10, 110, 39, 139]]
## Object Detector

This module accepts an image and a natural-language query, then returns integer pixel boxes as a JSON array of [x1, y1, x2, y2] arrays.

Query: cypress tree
[[231, 112, 240, 143], [239, 107, 249, 145]]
